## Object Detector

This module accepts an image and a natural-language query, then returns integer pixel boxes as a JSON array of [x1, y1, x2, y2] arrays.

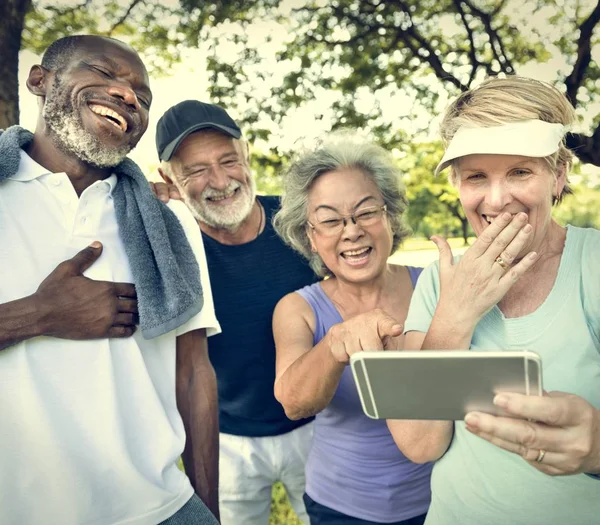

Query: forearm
[[422, 302, 477, 351], [179, 363, 219, 519], [0, 295, 45, 351], [275, 332, 345, 420], [388, 310, 464, 463], [176, 331, 219, 520]]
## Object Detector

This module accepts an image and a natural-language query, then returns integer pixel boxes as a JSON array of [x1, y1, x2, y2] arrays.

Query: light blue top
[[297, 266, 433, 523], [404, 225, 600, 525]]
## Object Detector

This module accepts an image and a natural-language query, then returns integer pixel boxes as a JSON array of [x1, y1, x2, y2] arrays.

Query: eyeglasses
[[307, 204, 387, 237]]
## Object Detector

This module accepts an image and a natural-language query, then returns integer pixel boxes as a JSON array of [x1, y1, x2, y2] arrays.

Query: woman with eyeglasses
[[272, 132, 432, 525]]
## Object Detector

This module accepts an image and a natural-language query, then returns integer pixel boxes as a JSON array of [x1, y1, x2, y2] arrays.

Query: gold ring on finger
[[535, 449, 546, 463], [495, 256, 509, 271]]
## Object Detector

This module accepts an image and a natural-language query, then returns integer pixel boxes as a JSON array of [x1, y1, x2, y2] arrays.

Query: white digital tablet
[[350, 350, 543, 420]]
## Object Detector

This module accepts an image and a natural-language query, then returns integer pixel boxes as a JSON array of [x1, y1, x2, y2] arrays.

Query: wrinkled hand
[[149, 181, 182, 203], [465, 391, 600, 476], [34, 242, 138, 339], [433, 212, 538, 325], [328, 309, 403, 364]]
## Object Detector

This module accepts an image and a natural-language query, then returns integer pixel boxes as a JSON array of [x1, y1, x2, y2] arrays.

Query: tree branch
[[453, 0, 480, 85], [564, 0, 600, 107], [491, 0, 508, 17], [565, 128, 600, 166], [395, 0, 469, 91], [108, 0, 145, 35], [461, 0, 515, 74], [46, 0, 91, 17]]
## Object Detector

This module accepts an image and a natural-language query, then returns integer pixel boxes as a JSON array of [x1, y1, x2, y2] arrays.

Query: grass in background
[[270, 482, 303, 525], [401, 236, 473, 251], [390, 236, 474, 267]]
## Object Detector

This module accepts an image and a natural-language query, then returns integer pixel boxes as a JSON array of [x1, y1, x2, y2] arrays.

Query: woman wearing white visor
[[390, 76, 600, 524]]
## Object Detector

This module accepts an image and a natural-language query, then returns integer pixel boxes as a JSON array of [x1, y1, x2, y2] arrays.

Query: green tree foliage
[[398, 141, 471, 243], [553, 174, 600, 228], [0, 0, 272, 128], [204, 0, 600, 165]]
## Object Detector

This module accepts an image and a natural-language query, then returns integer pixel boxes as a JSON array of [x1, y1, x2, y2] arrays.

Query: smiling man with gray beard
[[156, 101, 317, 525], [42, 72, 134, 167], [0, 35, 221, 525]]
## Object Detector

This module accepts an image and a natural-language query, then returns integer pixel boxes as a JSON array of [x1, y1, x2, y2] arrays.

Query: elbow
[[392, 436, 445, 464], [404, 448, 439, 464], [274, 379, 311, 421], [283, 408, 305, 421]]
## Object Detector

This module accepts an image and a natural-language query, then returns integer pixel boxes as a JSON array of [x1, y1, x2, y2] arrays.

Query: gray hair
[[273, 132, 410, 277]]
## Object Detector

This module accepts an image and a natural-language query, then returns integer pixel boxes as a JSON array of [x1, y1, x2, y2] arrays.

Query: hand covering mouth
[[482, 213, 520, 225]]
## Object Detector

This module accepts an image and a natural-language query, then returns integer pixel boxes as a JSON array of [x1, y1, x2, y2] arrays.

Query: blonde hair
[[439, 76, 576, 203]]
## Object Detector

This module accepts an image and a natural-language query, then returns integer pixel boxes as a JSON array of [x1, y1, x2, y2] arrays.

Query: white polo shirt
[[0, 151, 220, 525]]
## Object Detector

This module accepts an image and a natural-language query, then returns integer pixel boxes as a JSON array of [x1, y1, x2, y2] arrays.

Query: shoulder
[[289, 282, 321, 303], [576, 226, 600, 253], [166, 199, 198, 229], [565, 226, 600, 271], [412, 259, 441, 297], [403, 264, 426, 285], [574, 226, 600, 284], [165, 200, 204, 252], [274, 290, 315, 326]]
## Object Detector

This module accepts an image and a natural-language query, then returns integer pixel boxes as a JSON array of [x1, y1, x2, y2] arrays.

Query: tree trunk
[[0, 0, 31, 129], [461, 217, 469, 246]]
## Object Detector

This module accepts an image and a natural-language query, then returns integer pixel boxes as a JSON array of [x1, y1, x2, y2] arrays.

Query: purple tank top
[[297, 266, 432, 522]]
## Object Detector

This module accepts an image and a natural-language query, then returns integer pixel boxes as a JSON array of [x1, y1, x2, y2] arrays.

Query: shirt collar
[[12, 149, 51, 181], [13, 148, 118, 194]]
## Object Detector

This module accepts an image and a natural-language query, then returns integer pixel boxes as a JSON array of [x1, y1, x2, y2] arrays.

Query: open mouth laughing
[[205, 185, 241, 203], [88, 103, 129, 132], [340, 246, 372, 265]]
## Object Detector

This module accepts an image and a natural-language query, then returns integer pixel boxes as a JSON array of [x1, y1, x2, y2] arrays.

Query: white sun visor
[[435, 119, 567, 176]]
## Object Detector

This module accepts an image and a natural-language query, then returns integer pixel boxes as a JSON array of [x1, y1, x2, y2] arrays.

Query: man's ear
[[26, 65, 50, 97], [158, 166, 174, 185]]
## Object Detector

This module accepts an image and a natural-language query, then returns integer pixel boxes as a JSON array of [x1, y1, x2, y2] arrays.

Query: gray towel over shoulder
[[0, 126, 203, 339]]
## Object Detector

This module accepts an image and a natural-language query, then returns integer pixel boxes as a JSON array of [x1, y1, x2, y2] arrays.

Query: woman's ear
[[26, 65, 50, 97], [306, 227, 317, 252], [553, 164, 567, 200]]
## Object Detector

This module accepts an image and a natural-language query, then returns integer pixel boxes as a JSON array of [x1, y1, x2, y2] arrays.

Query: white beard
[[184, 177, 256, 232]]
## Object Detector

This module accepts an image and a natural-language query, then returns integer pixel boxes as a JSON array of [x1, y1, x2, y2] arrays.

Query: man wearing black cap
[[156, 101, 316, 525]]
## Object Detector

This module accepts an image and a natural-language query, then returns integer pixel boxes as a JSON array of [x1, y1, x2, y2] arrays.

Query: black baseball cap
[[156, 100, 242, 161]]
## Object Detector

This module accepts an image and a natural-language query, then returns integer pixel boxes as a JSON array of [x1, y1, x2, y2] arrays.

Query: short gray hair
[[273, 132, 410, 277]]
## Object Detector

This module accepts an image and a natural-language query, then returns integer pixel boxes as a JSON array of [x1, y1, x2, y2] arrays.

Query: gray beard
[[185, 178, 257, 232], [43, 80, 132, 168]]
